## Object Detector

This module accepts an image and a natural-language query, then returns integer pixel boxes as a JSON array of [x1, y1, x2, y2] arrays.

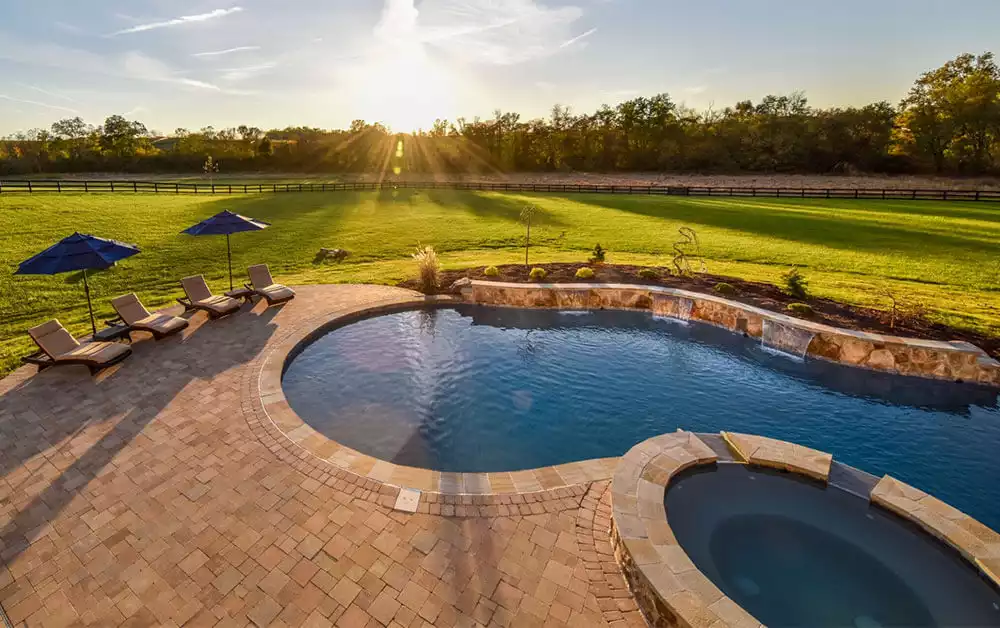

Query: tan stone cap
[[610, 431, 764, 628], [721, 431, 833, 481], [871, 475, 1000, 588]]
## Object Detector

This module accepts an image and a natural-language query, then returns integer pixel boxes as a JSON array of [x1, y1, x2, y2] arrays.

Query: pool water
[[281, 305, 1000, 528], [666, 465, 1000, 627]]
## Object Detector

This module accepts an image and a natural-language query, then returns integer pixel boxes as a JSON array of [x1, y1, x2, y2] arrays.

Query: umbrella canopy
[[181, 210, 269, 290], [16, 232, 141, 336]]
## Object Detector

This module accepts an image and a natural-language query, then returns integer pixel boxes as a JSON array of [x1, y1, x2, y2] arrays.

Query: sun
[[353, 48, 457, 133]]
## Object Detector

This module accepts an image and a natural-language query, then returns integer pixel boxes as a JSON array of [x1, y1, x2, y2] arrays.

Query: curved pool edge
[[609, 431, 1000, 628], [253, 294, 618, 503], [461, 280, 1000, 387]]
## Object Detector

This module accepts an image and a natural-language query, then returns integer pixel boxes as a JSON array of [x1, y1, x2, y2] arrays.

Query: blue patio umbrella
[[181, 210, 270, 291], [16, 232, 141, 336]]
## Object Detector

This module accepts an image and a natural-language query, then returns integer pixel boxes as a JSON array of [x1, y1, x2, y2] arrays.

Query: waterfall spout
[[761, 319, 815, 360]]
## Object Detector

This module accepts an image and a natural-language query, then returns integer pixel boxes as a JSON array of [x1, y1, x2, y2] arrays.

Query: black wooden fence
[[1, 179, 999, 201]]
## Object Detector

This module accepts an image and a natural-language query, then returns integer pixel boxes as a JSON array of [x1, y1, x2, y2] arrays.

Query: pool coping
[[460, 280, 1000, 387], [609, 431, 1000, 628], [253, 295, 618, 500]]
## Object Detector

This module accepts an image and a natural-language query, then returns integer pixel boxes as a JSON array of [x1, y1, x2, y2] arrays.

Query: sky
[[1, 0, 999, 135]]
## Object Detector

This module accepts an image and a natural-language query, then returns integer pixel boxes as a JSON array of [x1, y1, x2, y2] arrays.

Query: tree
[[520, 205, 537, 266], [203, 155, 219, 182], [257, 136, 273, 157], [100, 115, 148, 158], [50, 117, 95, 161], [898, 52, 1000, 173]]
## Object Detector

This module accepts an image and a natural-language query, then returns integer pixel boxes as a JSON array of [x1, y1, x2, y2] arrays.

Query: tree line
[[2, 52, 999, 177]]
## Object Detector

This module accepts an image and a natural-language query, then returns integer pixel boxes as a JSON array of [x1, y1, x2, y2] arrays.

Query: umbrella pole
[[226, 233, 233, 291], [83, 269, 97, 337]]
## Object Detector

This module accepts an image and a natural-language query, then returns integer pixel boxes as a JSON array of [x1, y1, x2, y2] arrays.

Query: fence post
[[943, 190, 948, 201], [83, 181, 87, 192], [244, 185, 247, 194], [976, 190, 981, 201], [57, 181, 61, 192], [109, 181, 113, 193], [776, 188, 779, 198], [912, 190, 916, 200], [854, 189, 858, 199], [826, 189, 830, 199]]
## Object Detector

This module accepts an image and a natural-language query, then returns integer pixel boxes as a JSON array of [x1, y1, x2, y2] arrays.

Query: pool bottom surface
[[280, 304, 1000, 529], [665, 464, 1000, 627]]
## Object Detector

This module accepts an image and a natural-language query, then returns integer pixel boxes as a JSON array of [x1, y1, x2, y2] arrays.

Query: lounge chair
[[24, 319, 132, 374], [178, 275, 241, 318], [245, 264, 296, 306], [110, 293, 189, 340]]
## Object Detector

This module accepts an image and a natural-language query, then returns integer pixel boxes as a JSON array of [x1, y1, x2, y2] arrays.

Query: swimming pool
[[281, 304, 1000, 528]]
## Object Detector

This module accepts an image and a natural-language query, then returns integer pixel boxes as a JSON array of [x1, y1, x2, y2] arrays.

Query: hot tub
[[609, 431, 1000, 628], [667, 463, 1000, 627]]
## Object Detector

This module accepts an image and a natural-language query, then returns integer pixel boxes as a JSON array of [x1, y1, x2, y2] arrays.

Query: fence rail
[[1, 179, 999, 202]]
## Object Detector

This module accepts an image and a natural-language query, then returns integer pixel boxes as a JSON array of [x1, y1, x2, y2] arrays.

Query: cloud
[[414, 0, 586, 65], [0, 94, 79, 115], [217, 63, 278, 82], [111, 7, 243, 36], [559, 27, 596, 48], [192, 46, 261, 58], [53, 21, 84, 35], [121, 51, 222, 90], [18, 83, 80, 104], [682, 85, 708, 96]]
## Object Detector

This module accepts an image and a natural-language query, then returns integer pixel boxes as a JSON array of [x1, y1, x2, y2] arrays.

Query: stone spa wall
[[457, 280, 1000, 387]]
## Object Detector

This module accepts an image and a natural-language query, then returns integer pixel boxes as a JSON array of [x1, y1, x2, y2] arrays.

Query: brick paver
[[0, 285, 625, 627]]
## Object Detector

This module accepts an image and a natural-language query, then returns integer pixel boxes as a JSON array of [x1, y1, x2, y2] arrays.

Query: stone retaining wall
[[459, 281, 1000, 387]]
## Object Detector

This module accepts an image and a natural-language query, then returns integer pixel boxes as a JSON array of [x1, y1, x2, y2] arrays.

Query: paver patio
[[0, 285, 644, 627]]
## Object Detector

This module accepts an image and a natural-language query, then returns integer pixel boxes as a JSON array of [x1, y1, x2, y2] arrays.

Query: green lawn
[[1, 189, 999, 374]]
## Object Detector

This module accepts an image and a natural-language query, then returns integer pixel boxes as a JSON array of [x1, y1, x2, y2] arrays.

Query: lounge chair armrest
[[177, 296, 193, 308], [22, 350, 53, 367], [244, 282, 254, 291], [105, 315, 124, 327]]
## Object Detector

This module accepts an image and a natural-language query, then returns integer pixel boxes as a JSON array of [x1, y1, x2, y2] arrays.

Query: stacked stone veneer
[[609, 431, 1000, 628], [461, 281, 1000, 387]]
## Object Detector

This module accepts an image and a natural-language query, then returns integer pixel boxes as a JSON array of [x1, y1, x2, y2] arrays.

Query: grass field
[[1, 189, 999, 374]]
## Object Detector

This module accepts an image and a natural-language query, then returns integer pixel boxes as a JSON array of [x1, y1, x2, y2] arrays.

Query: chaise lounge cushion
[[248, 264, 295, 304], [197, 294, 240, 315], [112, 293, 189, 337], [257, 284, 296, 302], [62, 341, 131, 363], [181, 276, 240, 316], [134, 312, 188, 336], [28, 319, 130, 364]]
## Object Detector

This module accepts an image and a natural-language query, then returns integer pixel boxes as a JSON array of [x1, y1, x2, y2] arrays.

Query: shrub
[[412, 245, 439, 292], [529, 267, 547, 281], [714, 282, 736, 296], [787, 302, 814, 317], [637, 268, 659, 281], [575, 267, 595, 279], [781, 268, 809, 299], [589, 243, 606, 264], [483, 265, 500, 277]]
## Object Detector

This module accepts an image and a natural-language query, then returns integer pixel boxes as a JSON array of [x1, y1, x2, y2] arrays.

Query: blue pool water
[[281, 305, 1000, 528], [667, 465, 1000, 627]]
